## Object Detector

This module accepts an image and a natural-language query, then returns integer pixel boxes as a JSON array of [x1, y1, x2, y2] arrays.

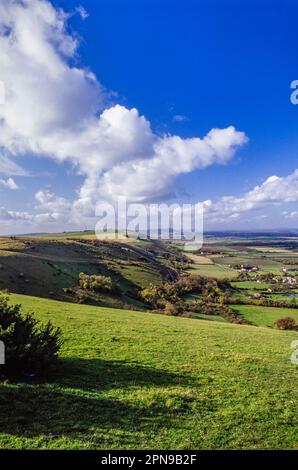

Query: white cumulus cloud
[[0, 0, 247, 221], [204, 169, 298, 224], [35, 189, 71, 220], [0, 177, 18, 190]]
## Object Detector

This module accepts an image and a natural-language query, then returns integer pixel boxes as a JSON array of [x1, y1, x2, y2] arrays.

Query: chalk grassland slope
[[0, 236, 180, 308], [0, 294, 297, 450]]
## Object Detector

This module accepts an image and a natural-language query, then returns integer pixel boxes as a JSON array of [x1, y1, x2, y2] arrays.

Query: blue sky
[[0, 0, 298, 233]]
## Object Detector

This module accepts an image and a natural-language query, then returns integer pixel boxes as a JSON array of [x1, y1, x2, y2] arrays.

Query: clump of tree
[[224, 294, 298, 309], [0, 295, 62, 378], [140, 274, 202, 309], [74, 291, 91, 304], [163, 301, 185, 316], [79, 273, 113, 292], [139, 274, 245, 322], [274, 317, 298, 330], [183, 300, 250, 325], [140, 274, 232, 308]]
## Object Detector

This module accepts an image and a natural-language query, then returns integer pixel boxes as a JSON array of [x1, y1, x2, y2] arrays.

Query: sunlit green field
[[231, 281, 270, 290], [0, 294, 297, 450], [186, 263, 238, 279], [232, 304, 298, 327]]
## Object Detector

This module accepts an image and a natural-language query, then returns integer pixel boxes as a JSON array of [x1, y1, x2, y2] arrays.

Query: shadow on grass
[[0, 358, 200, 443], [0, 384, 171, 443], [51, 357, 197, 391]]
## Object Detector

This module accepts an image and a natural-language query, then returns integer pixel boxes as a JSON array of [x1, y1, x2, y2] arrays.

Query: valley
[[0, 230, 297, 450]]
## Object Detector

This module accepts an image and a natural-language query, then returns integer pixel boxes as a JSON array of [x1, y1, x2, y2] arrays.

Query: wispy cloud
[[173, 114, 188, 122], [0, 155, 28, 176], [204, 169, 298, 224]]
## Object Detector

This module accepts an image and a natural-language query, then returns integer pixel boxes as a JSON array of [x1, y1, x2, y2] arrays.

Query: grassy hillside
[[233, 304, 298, 327], [0, 236, 182, 308], [0, 294, 297, 450]]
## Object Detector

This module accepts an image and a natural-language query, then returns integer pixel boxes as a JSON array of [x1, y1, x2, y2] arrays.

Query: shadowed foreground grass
[[0, 294, 297, 450]]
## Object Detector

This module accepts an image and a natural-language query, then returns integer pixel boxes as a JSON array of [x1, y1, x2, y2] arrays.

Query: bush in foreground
[[274, 317, 297, 331], [0, 295, 62, 377]]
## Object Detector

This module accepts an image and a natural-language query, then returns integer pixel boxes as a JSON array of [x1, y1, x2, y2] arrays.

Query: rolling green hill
[[0, 235, 182, 309], [232, 304, 298, 327], [0, 294, 297, 450]]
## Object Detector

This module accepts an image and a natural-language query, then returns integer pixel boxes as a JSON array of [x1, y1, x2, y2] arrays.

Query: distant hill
[[0, 233, 185, 308]]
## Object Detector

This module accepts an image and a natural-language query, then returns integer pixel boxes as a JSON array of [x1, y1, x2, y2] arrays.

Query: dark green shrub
[[274, 317, 297, 330], [0, 295, 62, 377]]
